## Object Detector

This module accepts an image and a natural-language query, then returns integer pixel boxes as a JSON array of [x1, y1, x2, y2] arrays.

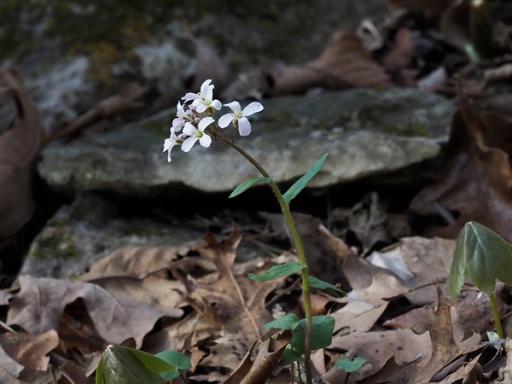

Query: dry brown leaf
[[382, 28, 415, 72], [188, 230, 276, 341], [324, 328, 432, 383], [385, 290, 494, 338], [7, 275, 182, 348], [224, 332, 290, 384], [81, 242, 201, 280], [332, 301, 388, 335], [0, 345, 23, 384], [410, 105, 512, 239], [0, 330, 58, 372], [87, 275, 185, 311], [0, 69, 43, 238], [270, 31, 391, 95], [367, 290, 481, 383], [51, 82, 147, 141]]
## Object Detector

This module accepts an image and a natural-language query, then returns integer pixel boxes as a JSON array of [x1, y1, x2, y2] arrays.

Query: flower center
[[235, 112, 243, 119], [195, 130, 204, 139]]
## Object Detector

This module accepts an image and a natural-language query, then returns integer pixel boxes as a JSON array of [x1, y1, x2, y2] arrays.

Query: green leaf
[[95, 357, 105, 384], [309, 276, 344, 296], [283, 153, 329, 204], [229, 177, 272, 198], [156, 350, 190, 380], [336, 357, 368, 373], [129, 348, 177, 375], [156, 351, 191, 371], [96, 345, 167, 384], [290, 315, 335, 355], [447, 221, 512, 299], [283, 347, 303, 363], [248, 262, 304, 281], [264, 313, 300, 331]]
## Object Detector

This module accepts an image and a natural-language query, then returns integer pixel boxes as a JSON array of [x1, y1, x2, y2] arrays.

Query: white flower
[[163, 127, 179, 162], [182, 79, 222, 113], [181, 117, 215, 152], [171, 102, 192, 132], [218, 101, 264, 136]]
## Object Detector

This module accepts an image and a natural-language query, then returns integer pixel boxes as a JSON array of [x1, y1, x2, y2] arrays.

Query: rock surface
[[22, 194, 203, 278], [38, 88, 454, 195]]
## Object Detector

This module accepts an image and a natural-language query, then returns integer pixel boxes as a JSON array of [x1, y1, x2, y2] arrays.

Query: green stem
[[223, 136, 314, 384], [489, 292, 504, 338]]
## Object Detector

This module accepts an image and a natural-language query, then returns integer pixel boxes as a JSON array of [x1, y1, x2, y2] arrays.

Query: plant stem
[[489, 292, 504, 338], [222, 136, 314, 384]]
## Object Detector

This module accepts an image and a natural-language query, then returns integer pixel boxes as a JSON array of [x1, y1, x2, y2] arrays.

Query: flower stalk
[[222, 136, 314, 384], [164, 79, 319, 384]]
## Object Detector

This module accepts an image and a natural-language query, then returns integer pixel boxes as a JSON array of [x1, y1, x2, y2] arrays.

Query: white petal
[[242, 101, 264, 116], [163, 138, 171, 152], [198, 116, 215, 131], [238, 117, 251, 136], [181, 136, 198, 152], [218, 113, 234, 128], [224, 101, 241, 113], [183, 122, 197, 136], [182, 92, 199, 102], [200, 79, 213, 100], [172, 118, 184, 131], [211, 99, 222, 111], [195, 102, 207, 113], [199, 134, 212, 148]]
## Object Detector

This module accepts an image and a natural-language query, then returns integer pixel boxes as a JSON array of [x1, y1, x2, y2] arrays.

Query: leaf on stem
[[289, 315, 335, 357], [447, 221, 512, 299], [248, 262, 304, 281], [264, 313, 300, 331], [336, 356, 368, 373], [229, 177, 272, 198], [155, 350, 190, 380], [283, 153, 329, 204], [309, 276, 344, 296], [96, 345, 176, 384]]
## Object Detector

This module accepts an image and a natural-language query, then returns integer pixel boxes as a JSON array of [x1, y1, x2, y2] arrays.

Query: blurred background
[[1, 0, 512, 286]]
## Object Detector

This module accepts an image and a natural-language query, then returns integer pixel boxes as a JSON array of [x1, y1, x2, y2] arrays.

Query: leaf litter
[[6, 0, 512, 383]]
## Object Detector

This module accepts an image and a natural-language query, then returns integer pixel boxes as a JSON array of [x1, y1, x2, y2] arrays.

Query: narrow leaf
[[336, 357, 367, 373], [309, 276, 344, 296], [264, 313, 300, 331], [283, 153, 329, 204], [229, 177, 272, 198], [248, 262, 304, 281], [448, 221, 512, 299], [290, 315, 335, 354]]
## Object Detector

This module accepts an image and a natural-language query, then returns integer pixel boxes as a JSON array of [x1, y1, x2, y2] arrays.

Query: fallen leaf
[[270, 31, 391, 95], [0, 344, 23, 383], [224, 332, 290, 384], [7, 275, 182, 348], [81, 242, 201, 280], [410, 105, 512, 240], [51, 82, 147, 141], [324, 328, 432, 382], [0, 330, 59, 372], [0, 69, 44, 238]]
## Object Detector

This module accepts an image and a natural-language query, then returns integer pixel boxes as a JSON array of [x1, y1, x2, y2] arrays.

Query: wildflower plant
[[162, 79, 336, 383]]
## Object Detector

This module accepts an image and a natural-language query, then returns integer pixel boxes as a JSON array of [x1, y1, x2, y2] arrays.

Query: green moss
[[29, 226, 79, 261]]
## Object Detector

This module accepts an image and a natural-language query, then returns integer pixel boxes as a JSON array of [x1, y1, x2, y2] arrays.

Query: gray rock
[[38, 88, 454, 195], [22, 194, 203, 278]]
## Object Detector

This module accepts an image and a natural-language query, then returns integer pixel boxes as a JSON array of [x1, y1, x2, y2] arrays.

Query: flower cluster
[[163, 79, 264, 162]]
